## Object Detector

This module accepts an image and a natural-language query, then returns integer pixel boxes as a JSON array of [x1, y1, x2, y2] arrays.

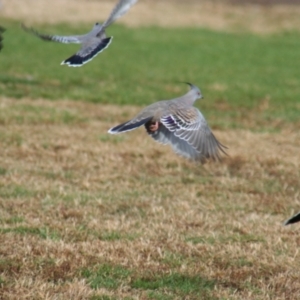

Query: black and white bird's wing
[[61, 36, 112, 67], [156, 107, 227, 162], [100, 0, 138, 31], [21, 24, 82, 44], [284, 212, 300, 226]]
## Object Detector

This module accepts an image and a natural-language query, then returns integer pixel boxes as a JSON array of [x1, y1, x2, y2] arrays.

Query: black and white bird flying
[[21, 0, 138, 67]]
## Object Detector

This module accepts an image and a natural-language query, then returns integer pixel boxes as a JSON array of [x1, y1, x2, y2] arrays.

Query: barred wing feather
[[147, 124, 205, 161], [156, 108, 227, 162]]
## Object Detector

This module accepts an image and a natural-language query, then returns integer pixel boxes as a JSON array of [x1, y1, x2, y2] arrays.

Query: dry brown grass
[[2, 0, 300, 33], [0, 97, 300, 299]]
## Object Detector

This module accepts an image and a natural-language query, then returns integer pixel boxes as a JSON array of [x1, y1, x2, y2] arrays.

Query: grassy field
[[1, 21, 300, 130], [0, 13, 300, 300]]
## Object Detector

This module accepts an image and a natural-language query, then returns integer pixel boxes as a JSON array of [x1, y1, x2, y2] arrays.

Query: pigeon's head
[[185, 82, 203, 100]]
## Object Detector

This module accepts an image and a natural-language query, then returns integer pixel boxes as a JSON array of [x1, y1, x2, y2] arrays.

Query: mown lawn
[[0, 19, 300, 300]]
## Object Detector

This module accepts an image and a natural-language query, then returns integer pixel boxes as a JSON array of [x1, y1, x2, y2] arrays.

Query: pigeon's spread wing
[[101, 0, 138, 30], [21, 24, 81, 44], [61, 36, 112, 67], [148, 107, 227, 162], [162, 106, 202, 132]]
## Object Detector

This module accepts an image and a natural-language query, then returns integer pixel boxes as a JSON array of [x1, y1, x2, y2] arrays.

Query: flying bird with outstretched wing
[[109, 83, 227, 163], [21, 0, 138, 67]]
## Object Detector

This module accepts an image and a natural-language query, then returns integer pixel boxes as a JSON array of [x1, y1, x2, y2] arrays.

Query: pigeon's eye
[[95, 22, 99, 25]]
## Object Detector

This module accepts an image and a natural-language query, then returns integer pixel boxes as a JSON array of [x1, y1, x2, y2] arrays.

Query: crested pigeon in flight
[[108, 83, 227, 163], [21, 0, 138, 67]]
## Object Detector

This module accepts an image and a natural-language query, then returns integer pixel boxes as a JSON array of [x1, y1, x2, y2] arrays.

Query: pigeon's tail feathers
[[61, 36, 112, 67], [108, 116, 153, 134]]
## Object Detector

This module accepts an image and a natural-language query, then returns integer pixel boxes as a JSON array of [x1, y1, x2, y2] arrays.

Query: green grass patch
[[99, 134, 125, 143], [89, 296, 118, 300], [147, 292, 174, 300], [0, 184, 37, 199], [0, 131, 23, 146], [81, 264, 131, 289], [89, 296, 133, 300], [0, 216, 24, 225], [0, 226, 60, 239], [186, 233, 265, 245], [98, 231, 137, 241], [1, 21, 300, 130], [82, 266, 216, 298], [0, 276, 5, 287], [0, 103, 87, 125], [160, 252, 186, 268], [0, 167, 7, 176], [132, 273, 216, 298]]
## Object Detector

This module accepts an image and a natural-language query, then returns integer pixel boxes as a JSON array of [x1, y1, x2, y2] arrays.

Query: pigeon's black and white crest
[[284, 211, 300, 226], [21, 0, 138, 67], [109, 83, 227, 163]]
